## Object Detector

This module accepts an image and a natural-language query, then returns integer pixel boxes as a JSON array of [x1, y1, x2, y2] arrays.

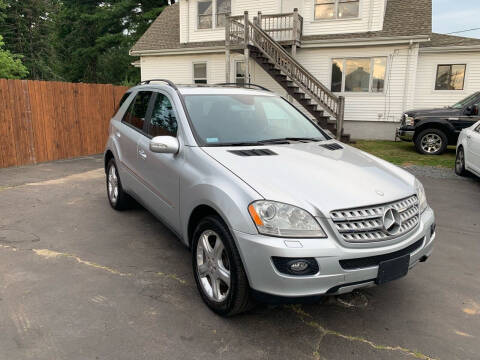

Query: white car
[[456, 120, 480, 177]]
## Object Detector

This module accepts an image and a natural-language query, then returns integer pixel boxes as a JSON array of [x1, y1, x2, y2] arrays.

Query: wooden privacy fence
[[0, 79, 129, 168]]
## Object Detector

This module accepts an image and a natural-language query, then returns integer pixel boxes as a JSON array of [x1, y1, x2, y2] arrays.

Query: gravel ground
[[403, 165, 479, 181]]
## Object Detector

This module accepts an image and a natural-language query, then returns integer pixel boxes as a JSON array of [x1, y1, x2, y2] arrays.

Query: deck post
[[292, 8, 299, 56], [225, 16, 231, 82], [257, 11, 262, 28], [336, 96, 345, 140], [244, 11, 250, 84]]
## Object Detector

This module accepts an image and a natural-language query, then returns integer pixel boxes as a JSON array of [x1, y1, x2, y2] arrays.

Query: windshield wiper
[[206, 137, 322, 147]]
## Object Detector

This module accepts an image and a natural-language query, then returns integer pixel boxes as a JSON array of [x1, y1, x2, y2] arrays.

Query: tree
[[55, 0, 168, 85], [0, 34, 28, 79], [0, 0, 60, 80]]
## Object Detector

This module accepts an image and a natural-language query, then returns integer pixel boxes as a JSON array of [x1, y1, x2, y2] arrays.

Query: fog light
[[289, 260, 310, 273], [271, 257, 319, 276]]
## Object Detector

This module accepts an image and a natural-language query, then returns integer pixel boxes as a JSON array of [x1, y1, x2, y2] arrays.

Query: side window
[[122, 91, 152, 132], [149, 93, 178, 137]]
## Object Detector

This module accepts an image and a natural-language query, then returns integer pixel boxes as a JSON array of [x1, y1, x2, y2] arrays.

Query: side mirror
[[466, 106, 473, 115], [466, 105, 479, 116], [150, 136, 179, 154]]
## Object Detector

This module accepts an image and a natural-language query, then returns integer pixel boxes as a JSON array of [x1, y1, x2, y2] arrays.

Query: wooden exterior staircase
[[225, 11, 348, 142]]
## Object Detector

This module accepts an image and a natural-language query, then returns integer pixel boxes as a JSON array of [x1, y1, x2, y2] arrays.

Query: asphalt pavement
[[0, 156, 479, 360]]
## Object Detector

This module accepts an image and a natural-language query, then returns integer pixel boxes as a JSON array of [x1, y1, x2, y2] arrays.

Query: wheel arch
[[104, 150, 114, 173], [188, 205, 221, 247], [414, 121, 455, 144]]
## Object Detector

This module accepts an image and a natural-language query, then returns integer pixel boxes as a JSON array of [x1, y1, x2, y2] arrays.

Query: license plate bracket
[[376, 254, 410, 285]]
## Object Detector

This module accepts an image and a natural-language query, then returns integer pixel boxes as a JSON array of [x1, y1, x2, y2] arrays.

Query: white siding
[[141, 53, 227, 83], [294, 45, 416, 123], [283, 0, 386, 36], [140, 43, 415, 126], [180, 0, 281, 44], [180, 0, 386, 44], [414, 51, 480, 109]]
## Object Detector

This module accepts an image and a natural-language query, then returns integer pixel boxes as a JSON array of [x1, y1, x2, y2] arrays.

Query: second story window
[[197, 0, 231, 29], [315, 0, 359, 20], [331, 57, 387, 93]]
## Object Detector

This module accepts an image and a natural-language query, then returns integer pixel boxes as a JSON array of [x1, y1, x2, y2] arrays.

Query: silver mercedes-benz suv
[[104, 80, 435, 316]]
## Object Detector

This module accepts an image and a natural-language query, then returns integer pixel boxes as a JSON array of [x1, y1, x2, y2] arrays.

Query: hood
[[202, 141, 416, 217], [405, 107, 461, 118]]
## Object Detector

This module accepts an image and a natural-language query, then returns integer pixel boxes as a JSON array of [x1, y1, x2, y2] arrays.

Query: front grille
[[339, 237, 424, 270], [330, 195, 419, 243]]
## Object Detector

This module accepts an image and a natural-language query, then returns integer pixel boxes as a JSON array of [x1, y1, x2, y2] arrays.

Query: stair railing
[[227, 12, 345, 139]]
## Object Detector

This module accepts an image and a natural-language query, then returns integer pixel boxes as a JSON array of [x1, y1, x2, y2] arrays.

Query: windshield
[[183, 94, 328, 146], [452, 93, 479, 109]]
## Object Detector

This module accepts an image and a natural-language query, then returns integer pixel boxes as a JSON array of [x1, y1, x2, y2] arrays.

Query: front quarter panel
[[180, 147, 263, 245]]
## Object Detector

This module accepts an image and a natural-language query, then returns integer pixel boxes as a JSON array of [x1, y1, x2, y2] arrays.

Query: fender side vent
[[229, 149, 277, 157], [320, 143, 344, 151]]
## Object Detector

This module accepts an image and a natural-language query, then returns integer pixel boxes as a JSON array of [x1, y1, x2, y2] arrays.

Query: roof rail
[[215, 83, 271, 92], [139, 79, 178, 90]]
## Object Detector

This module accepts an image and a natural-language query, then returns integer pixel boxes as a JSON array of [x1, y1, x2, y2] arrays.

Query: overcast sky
[[433, 0, 480, 38]]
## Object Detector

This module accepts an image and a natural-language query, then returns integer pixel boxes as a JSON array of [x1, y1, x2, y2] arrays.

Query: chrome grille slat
[[331, 195, 420, 243]]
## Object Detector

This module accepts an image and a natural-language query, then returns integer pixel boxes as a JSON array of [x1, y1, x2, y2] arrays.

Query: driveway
[[0, 156, 479, 360]]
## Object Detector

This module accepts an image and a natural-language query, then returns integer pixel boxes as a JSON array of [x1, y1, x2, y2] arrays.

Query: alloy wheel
[[196, 230, 231, 302], [421, 133, 443, 154], [456, 149, 465, 173]]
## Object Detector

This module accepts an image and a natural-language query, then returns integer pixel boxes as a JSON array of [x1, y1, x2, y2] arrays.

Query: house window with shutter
[[315, 0, 359, 20]]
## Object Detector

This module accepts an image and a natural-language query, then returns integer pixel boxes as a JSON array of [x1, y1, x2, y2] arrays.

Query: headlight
[[404, 114, 415, 126], [248, 201, 326, 238], [415, 179, 428, 213]]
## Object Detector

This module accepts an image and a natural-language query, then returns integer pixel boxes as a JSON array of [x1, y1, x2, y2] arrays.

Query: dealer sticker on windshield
[[206, 138, 219, 143]]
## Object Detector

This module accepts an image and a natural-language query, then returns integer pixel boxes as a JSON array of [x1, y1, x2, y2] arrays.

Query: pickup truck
[[397, 92, 480, 155]]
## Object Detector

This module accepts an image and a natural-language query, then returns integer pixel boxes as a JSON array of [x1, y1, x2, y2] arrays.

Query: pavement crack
[[33, 249, 132, 276], [287, 305, 438, 360], [0, 246, 189, 285]]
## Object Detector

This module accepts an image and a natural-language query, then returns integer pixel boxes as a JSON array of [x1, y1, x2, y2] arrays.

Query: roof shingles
[[131, 0, 480, 53]]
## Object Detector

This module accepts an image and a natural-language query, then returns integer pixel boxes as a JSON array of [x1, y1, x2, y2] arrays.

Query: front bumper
[[234, 207, 435, 299], [396, 127, 415, 142]]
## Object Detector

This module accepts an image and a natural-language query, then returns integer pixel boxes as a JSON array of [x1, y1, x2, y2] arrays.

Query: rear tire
[[192, 215, 254, 316], [455, 147, 468, 177], [106, 159, 132, 210], [414, 129, 448, 155]]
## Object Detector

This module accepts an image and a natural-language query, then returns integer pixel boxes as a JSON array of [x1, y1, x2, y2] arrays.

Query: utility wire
[[446, 27, 480, 35]]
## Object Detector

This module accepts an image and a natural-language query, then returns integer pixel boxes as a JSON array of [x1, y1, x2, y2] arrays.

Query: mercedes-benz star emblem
[[382, 208, 402, 235]]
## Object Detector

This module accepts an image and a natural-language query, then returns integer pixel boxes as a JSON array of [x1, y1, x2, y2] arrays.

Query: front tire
[[414, 129, 448, 155], [106, 159, 132, 210], [455, 147, 468, 176], [192, 215, 254, 316]]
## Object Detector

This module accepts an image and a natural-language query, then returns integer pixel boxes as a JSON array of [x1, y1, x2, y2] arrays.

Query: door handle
[[138, 149, 147, 159]]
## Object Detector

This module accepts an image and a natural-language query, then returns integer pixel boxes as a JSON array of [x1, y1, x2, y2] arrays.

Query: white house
[[130, 0, 480, 140]]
